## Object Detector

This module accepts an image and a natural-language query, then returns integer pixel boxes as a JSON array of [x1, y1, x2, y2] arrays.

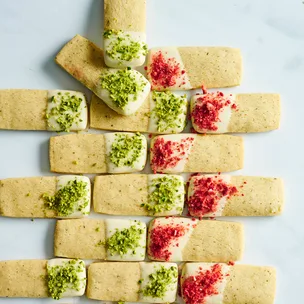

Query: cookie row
[[0, 174, 284, 218]]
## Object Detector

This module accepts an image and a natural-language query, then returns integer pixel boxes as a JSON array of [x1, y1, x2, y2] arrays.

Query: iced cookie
[[93, 174, 185, 216], [191, 92, 281, 133], [146, 47, 242, 90], [54, 218, 146, 261], [55, 35, 150, 115], [90, 91, 188, 134], [49, 132, 147, 174], [147, 217, 243, 262], [87, 262, 178, 303], [150, 134, 243, 173], [181, 263, 276, 304], [187, 175, 284, 217], [0, 89, 88, 131], [0, 175, 91, 218]]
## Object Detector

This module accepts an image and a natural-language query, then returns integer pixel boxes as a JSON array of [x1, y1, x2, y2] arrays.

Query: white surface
[[0, 0, 302, 303]]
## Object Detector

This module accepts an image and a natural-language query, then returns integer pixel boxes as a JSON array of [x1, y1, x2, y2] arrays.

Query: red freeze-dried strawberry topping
[[191, 92, 237, 131], [148, 51, 185, 89], [149, 223, 186, 261], [182, 264, 224, 304], [151, 137, 194, 173], [188, 177, 238, 217]]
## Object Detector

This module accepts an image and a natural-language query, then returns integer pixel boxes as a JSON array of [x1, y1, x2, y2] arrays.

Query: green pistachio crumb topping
[[26, 192, 31, 197], [151, 91, 187, 133], [141, 176, 183, 214], [47, 259, 85, 300], [95, 227, 100, 232], [42, 179, 89, 216], [117, 301, 125, 304], [140, 266, 177, 299], [104, 30, 148, 63], [109, 133, 144, 168], [46, 92, 84, 132], [100, 69, 146, 109]]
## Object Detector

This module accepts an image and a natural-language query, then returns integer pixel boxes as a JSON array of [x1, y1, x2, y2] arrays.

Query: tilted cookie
[[49, 132, 147, 174], [54, 218, 146, 261], [146, 47, 242, 90], [93, 174, 185, 216], [150, 134, 244, 173], [0, 89, 88, 131], [55, 35, 150, 115], [87, 262, 178, 303], [103, 0, 147, 68], [147, 217, 243, 262], [90, 91, 188, 134], [0, 259, 86, 300], [181, 263, 276, 304], [0, 175, 90, 218], [187, 175, 284, 217], [191, 92, 281, 133]]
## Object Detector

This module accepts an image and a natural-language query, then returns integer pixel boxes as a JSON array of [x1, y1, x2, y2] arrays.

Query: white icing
[[148, 217, 197, 261], [104, 31, 147, 68], [56, 175, 91, 218], [96, 69, 151, 116], [150, 134, 196, 173], [104, 132, 147, 173], [147, 47, 192, 90], [139, 262, 178, 303], [47, 259, 86, 297], [181, 263, 230, 304], [105, 219, 146, 261], [148, 174, 184, 216], [46, 90, 88, 131], [187, 175, 232, 217], [148, 93, 187, 134], [191, 94, 235, 134]]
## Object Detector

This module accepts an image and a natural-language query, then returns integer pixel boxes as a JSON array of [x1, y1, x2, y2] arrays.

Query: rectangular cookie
[[55, 35, 150, 115], [191, 92, 281, 133], [187, 175, 284, 217], [150, 134, 244, 173], [0, 176, 91, 218], [54, 218, 146, 261], [0, 89, 88, 131], [146, 47, 242, 90], [93, 174, 184, 216], [49, 132, 147, 174], [147, 217, 244, 262], [181, 263, 276, 304], [90, 91, 188, 134], [87, 262, 178, 303]]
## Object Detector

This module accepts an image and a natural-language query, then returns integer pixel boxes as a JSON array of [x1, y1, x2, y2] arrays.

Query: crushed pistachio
[[117, 301, 125, 304], [72, 160, 78, 165], [47, 259, 85, 300], [95, 227, 100, 232], [141, 176, 183, 214], [26, 192, 31, 197], [42, 179, 89, 216], [109, 133, 144, 168], [100, 69, 146, 109], [46, 92, 84, 132], [151, 91, 187, 132], [140, 266, 177, 298]]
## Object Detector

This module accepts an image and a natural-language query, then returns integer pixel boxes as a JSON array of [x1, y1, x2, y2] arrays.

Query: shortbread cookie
[[90, 91, 188, 134], [181, 263, 276, 304], [150, 134, 243, 173], [93, 174, 184, 216], [191, 92, 281, 133], [147, 217, 243, 262], [146, 47, 242, 90], [0, 89, 88, 131], [87, 262, 178, 303], [54, 218, 146, 261], [49, 132, 147, 174], [0, 176, 90, 218], [55, 35, 150, 115], [187, 175, 284, 217], [103, 0, 147, 68]]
